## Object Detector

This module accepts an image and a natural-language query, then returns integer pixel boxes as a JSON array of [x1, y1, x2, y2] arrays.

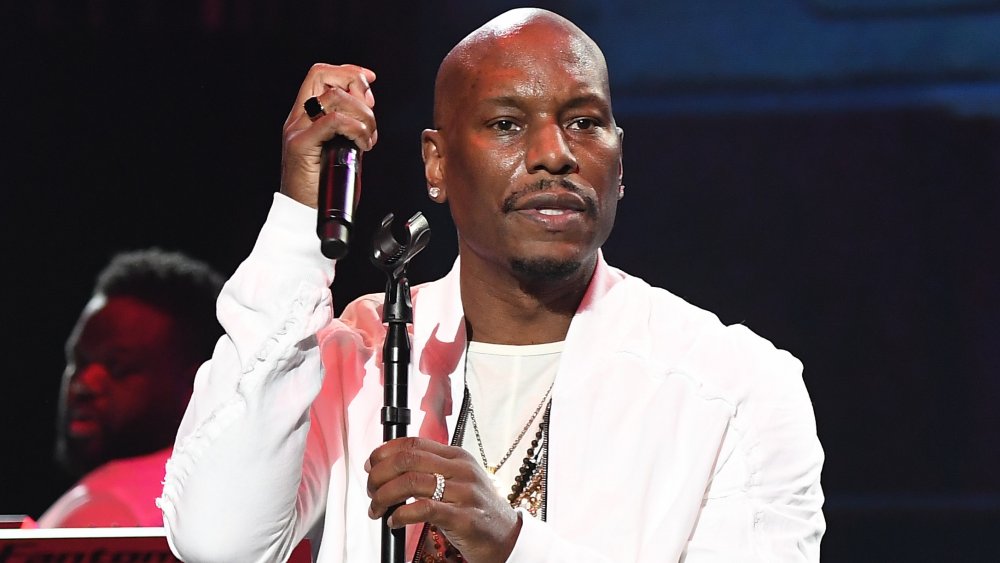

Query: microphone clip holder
[[372, 212, 431, 295]]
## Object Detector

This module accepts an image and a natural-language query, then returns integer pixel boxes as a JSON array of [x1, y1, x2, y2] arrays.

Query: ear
[[616, 126, 625, 186], [422, 129, 447, 201]]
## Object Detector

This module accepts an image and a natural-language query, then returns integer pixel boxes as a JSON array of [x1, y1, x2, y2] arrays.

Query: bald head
[[433, 8, 610, 129], [419, 7, 623, 292]]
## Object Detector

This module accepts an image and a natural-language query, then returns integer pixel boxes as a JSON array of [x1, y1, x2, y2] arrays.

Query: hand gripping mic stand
[[370, 211, 431, 563]]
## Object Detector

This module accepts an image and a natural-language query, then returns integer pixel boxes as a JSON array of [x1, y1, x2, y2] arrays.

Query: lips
[[510, 191, 588, 214], [67, 409, 100, 437], [506, 189, 593, 230], [69, 419, 100, 437]]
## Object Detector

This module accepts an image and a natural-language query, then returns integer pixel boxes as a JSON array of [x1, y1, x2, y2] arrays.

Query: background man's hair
[[94, 247, 225, 364]]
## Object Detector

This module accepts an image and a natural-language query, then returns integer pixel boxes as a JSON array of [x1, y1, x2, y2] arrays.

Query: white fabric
[[158, 193, 825, 563], [39, 447, 171, 528], [463, 341, 561, 501]]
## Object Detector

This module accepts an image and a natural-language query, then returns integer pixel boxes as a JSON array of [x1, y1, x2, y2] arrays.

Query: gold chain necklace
[[466, 379, 553, 476]]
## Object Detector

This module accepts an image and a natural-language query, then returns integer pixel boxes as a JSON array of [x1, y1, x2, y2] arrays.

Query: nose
[[526, 122, 579, 176], [68, 363, 111, 400]]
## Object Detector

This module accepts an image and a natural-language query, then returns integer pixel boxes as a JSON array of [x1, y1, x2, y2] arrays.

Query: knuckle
[[391, 501, 423, 528], [371, 486, 390, 508], [285, 134, 307, 153], [396, 449, 420, 472], [407, 498, 434, 521], [352, 71, 370, 87], [307, 62, 326, 77], [420, 500, 435, 520], [454, 447, 476, 464], [404, 471, 420, 492], [368, 481, 390, 506], [401, 436, 422, 450]]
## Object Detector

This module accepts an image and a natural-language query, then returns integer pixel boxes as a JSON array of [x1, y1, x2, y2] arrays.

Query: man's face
[[56, 294, 191, 474], [429, 25, 622, 280]]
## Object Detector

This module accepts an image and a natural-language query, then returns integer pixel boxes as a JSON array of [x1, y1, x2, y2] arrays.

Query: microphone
[[317, 136, 362, 260]]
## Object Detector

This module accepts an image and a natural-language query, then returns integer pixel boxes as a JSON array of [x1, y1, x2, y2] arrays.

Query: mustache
[[501, 178, 598, 217]]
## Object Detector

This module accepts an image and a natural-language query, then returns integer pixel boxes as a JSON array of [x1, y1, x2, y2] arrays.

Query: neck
[[460, 254, 597, 345]]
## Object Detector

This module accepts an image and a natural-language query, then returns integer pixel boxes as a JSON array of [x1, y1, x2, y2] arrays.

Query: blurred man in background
[[38, 248, 223, 527]]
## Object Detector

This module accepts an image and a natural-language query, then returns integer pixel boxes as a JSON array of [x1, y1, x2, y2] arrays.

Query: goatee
[[510, 257, 581, 281]]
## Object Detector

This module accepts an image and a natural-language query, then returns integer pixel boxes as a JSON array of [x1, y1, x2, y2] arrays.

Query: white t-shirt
[[461, 341, 562, 503]]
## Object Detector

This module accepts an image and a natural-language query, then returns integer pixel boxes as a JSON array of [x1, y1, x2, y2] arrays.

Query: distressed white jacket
[[159, 193, 825, 562]]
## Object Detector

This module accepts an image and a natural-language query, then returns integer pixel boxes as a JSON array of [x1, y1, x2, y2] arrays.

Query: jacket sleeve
[[158, 193, 341, 563], [681, 326, 826, 562], [509, 318, 823, 562]]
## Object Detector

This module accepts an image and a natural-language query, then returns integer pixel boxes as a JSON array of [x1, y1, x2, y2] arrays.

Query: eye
[[103, 361, 124, 379], [102, 356, 139, 380], [489, 119, 521, 133], [568, 117, 600, 131]]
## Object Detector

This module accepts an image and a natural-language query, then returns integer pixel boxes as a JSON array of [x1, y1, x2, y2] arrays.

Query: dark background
[[2, 0, 998, 560]]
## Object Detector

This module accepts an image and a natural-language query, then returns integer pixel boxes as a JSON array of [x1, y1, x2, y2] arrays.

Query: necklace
[[412, 342, 555, 563], [507, 399, 550, 517], [466, 379, 553, 477], [414, 387, 551, 563]]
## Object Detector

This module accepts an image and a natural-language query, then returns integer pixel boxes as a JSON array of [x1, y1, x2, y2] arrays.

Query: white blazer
[[159, 193, 825, 562]]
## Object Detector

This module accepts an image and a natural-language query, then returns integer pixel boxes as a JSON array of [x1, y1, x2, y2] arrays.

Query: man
[[160, 8, 824, 562], [38, 248, 223, 527]]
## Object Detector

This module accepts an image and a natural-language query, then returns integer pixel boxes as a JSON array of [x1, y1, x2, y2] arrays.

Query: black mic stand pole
[[371, 212, 431, 563]]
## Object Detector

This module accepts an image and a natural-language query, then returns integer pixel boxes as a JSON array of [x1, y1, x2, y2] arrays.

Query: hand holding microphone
[[306, 97, 362, 260], [279, 64, 377, 259]]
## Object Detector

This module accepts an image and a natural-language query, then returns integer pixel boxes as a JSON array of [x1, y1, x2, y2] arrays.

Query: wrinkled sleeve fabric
[[680, 325, 826, 562], [158, 193, 339, 563]]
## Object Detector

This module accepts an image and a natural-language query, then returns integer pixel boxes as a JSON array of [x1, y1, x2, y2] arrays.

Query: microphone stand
[[371, 211, 431, 563]]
